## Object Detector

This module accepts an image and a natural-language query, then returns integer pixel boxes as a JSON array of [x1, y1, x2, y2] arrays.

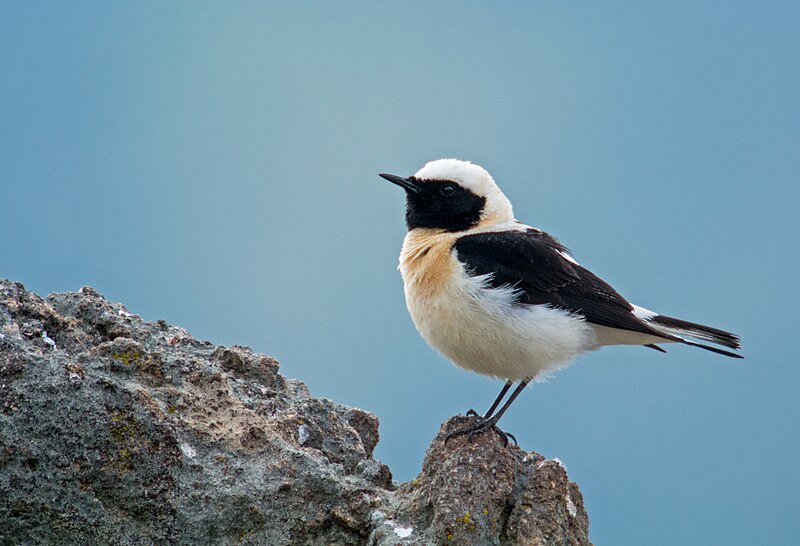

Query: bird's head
[[380, 159, 514, 232]]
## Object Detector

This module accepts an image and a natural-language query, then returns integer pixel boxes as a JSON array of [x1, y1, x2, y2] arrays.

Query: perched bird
[[379, 159, 742, 444]]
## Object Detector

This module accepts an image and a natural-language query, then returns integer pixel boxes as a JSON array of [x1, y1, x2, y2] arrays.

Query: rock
[[0, 280, 591, 545], [369, 416, 591, 546]]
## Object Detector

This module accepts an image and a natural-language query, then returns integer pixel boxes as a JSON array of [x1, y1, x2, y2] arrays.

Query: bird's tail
[[647, 313, 743, 358]]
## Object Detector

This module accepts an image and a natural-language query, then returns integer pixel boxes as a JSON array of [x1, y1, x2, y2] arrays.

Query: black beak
[[379, 173, 420, 193]]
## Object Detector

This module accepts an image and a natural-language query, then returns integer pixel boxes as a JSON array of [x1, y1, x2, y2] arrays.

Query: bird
[[379, 159, 742, 445]]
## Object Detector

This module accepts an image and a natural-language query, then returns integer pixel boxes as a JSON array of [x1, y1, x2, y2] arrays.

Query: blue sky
[[2, 3, 798, 544]]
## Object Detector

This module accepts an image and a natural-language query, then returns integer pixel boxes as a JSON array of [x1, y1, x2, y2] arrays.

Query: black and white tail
[[634, 306, 743, 358]]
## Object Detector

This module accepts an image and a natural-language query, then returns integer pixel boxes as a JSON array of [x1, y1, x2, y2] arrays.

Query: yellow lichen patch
[[455, 511, 476, 531], [116, 447, 131, 466], [109, 412, 130, 441], [112, 351, 142, 366], [108, 411, 138, 470]]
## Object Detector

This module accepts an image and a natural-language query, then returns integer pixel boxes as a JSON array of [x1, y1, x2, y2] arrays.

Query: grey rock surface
[[0, 280, 591, 545]]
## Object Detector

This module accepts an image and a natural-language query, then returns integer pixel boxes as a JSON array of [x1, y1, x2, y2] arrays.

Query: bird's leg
[[446, 379, 530, 447], [466, 380, 513, 419]]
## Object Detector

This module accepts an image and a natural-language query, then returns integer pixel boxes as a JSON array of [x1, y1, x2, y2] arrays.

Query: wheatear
[[380, 159, 742, 444]]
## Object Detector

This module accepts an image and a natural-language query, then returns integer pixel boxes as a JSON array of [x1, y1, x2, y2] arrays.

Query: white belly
[[403, 266, 595, 382]]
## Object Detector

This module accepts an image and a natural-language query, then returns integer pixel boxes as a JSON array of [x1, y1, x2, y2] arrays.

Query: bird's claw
[[444, 415, 518, 447]]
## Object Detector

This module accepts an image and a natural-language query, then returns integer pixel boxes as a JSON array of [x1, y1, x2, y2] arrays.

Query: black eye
[[440, 184, 457, 196]]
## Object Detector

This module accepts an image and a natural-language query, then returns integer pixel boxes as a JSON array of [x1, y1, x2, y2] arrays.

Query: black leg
[[485, 380, 528, 423], [446, 379, 530, 447], [481, 380, 513, 419]]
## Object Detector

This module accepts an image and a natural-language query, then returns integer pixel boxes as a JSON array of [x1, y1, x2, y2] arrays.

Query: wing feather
[[453, 229, 661, 337]]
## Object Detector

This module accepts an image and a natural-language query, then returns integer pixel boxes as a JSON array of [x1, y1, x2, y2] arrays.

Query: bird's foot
[[444, 415, 517, 447]]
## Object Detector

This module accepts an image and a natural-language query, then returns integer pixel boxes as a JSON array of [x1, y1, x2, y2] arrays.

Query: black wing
[[453, 229, 659, 337]]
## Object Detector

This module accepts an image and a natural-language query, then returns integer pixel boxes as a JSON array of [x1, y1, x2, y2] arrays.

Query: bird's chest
[[401, 253, 484, 343], [398, 234, 517, 364]]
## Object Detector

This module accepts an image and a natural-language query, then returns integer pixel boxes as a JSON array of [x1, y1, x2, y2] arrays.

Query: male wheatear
[[380, 159, 742, 444]]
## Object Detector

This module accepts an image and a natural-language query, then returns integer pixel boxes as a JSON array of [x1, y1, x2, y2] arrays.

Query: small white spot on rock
[[371, 510, 385, 522], [298, 424, 309, 445], [180, 443, 197, 459], [566, 493, 577, 518], [536, 458, 567, 471], [386, 519, 414, 538], [42, 331, 56, 348], [118, 309, 133, 318]]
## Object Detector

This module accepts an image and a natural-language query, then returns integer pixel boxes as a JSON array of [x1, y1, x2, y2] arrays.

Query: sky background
[[2, 2, 798, 544]]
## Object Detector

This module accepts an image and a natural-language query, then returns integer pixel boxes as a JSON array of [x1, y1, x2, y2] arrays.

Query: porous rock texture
[[0, 279, 591, 545]]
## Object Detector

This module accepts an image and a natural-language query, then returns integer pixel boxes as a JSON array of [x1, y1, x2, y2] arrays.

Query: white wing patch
[[556, 249, 579, 265], [631, 304, 658, 321]]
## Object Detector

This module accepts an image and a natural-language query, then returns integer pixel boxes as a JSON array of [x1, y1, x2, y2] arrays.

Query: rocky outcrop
[[0, 279, 591, 545]]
